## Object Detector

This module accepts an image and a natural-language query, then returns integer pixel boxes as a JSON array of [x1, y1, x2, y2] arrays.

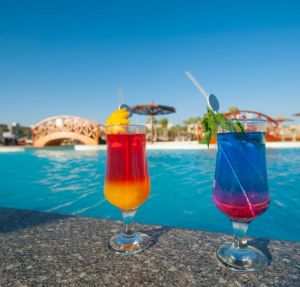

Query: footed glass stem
[[217, 222, 268, 272], [109, 210, 150, 255]]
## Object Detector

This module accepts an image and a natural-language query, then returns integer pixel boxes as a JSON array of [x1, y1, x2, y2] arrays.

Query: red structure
[[224, 110, 281, 142]]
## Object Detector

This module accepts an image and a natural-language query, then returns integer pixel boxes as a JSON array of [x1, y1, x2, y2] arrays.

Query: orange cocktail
[[104, 132, 150, 211], [104, 124, 151, 254]]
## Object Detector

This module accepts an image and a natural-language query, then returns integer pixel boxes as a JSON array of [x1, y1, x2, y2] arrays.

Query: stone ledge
[[0, 207, 299, 287]]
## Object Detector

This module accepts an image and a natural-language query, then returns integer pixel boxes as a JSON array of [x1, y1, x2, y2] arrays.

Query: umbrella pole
[[151, 115, 154, 143]]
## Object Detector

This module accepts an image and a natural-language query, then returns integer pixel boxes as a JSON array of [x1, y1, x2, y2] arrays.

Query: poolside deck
[[0, 146, 25, 152], [1, 207, 299, 286], [1, 141, 300, 153], [74, 141, 300, 151]]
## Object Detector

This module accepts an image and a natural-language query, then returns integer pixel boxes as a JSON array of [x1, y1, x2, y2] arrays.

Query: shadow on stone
[[249, 238, 272, 264], [0, 207, 70, 234], [144, 226, 171, 248]]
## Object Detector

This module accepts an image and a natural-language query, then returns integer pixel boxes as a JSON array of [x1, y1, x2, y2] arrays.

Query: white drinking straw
[[218, 144, 255, 218], [118, 87, 124, 106], [185, 71, 209, 99], [185, 71, 219, 113]]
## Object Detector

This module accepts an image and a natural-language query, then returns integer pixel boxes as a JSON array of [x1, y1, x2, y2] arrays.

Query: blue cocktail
[[213, 119, 270, 272]]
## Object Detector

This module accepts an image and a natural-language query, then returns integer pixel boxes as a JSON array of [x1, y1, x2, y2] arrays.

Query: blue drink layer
[[213, 132, 270, 221]]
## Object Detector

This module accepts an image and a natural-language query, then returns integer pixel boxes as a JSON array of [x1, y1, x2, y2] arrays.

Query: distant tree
[[146, 116, 158, 141], [0, 124, 7, 142], [0, 124, 31, 142], [158, 118, 169, 140], [183, 117, 201, 126], [169, 125, 185, 140], [15, 126, 31, 139], [183, 117, 202, 140], [146, 116, 157, 124], [228, 107, 239, 114], [183, 118, 193, 125], [158, 118, 168, 128]]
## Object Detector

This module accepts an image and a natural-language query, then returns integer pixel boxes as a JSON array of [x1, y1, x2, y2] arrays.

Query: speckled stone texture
[[0, 208, 299, 287]]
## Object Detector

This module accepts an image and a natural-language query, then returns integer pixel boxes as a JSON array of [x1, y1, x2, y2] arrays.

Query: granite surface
[[0, 207, 299, 287]]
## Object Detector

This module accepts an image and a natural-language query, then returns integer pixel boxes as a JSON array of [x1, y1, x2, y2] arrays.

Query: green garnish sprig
[[201, 108, 245, 147]]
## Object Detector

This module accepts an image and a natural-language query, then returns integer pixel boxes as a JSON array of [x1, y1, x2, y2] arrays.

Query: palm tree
[[169, 125, 187, 141], [183, 117, 202, 140], [146, 116, 158, 141], [158, 118, 169, 141]]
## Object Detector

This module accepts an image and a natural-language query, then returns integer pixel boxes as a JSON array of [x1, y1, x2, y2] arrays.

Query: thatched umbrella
[[274, 116, 294, 123], [293, 112, 300, 117], [131, 101, 176, 143]]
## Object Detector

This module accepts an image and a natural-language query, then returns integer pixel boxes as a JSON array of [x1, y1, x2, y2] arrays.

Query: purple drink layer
[[212, 193, 270, 222]]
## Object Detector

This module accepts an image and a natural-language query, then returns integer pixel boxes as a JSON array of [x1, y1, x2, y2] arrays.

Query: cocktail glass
[[213, 119, 270, 272], [104, 125, 151, 254]]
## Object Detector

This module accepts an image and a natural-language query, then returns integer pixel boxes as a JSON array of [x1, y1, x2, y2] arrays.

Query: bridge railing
[[31, 116, 102, 142], [224, 110, 281, 141]]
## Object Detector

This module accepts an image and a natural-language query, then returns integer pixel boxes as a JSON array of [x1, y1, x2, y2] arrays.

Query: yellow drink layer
[[104, 180, 150, 211]]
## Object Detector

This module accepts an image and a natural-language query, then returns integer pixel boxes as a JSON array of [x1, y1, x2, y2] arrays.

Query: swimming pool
[[0, 148, 299, 242]]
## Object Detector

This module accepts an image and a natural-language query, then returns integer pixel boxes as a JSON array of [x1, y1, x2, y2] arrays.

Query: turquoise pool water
[[0, 148, 299, 242]]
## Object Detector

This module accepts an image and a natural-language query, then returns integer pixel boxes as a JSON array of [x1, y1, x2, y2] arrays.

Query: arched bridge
[[32, 116, 102, 147], [225, 110, 280, 141]]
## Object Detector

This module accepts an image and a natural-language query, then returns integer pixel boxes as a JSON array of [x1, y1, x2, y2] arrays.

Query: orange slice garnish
[[105, 108, 130, 134]]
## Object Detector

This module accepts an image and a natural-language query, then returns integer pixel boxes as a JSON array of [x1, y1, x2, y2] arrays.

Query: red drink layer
[[212, 194, 270, 222], [104, 133, 150, 211]]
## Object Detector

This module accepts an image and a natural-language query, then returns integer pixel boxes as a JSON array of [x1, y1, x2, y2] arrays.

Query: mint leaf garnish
[[201, 108, 245, 147]]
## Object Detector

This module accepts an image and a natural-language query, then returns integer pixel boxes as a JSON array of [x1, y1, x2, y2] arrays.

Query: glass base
[[217, 244, 268, 272], [109, 232, 150, 255]]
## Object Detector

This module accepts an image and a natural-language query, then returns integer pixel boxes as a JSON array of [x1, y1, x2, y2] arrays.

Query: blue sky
[[1, 0, 300, 126]]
